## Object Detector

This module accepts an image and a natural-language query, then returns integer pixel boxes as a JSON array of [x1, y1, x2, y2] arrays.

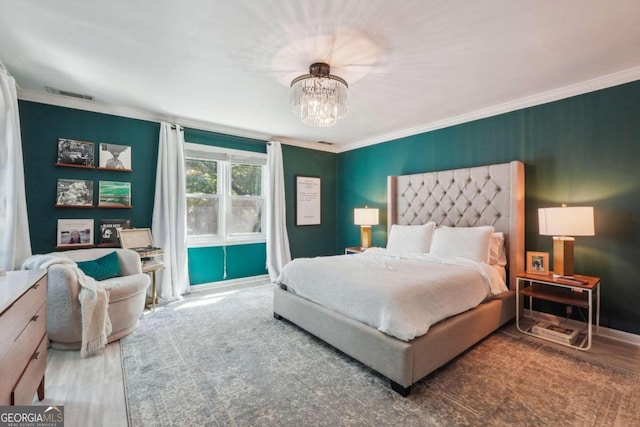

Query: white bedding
[[276, 248, 508, 341]]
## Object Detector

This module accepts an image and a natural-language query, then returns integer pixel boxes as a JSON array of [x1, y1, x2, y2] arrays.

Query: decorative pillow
[[489, 232, 508, 266], [76, 251, 122, 281], [386, 222, 436, 253], [429, 225, 494, 262]]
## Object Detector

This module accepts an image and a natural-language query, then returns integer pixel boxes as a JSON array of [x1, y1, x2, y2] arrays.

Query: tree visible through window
[[185, 145, 266, 245], [230, 163, 263, 234], [186, 159, 219, 237]]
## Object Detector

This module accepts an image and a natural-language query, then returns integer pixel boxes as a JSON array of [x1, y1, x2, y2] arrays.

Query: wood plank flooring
[[37, 341, 127, 427], [36, 313, 639, 427]]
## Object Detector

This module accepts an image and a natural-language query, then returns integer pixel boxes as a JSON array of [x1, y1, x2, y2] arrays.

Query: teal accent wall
[[337, 80, 640, 335], [18, 101, 159, 255], [182, 127, 268, 284], [188, 243, 267, 284], [282, 145, 337, 258], [18, 101, 269, 285]]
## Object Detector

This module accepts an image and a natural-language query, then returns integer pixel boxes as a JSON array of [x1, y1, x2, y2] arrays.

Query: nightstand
[[516, 272, 600, 351], [345, 247, 364, 254]]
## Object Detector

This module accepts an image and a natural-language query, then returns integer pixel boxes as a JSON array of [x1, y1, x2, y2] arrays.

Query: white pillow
[[386, 222, 436, 253], [430, 225, 494, 262], [489, 232, 508, 267]]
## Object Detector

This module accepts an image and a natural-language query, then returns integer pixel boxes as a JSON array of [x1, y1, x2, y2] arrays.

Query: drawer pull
[[32, 283, 40, 290], [31, 315, 39, 322], [32, 351, 41, 360]]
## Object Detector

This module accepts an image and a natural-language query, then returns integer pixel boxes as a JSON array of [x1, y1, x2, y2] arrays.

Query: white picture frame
[[57, 219, 94, 247], [98, 143, 132, 171]]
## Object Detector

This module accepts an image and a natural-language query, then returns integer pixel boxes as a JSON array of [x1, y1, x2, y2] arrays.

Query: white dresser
[[0, 270, 48, 405]]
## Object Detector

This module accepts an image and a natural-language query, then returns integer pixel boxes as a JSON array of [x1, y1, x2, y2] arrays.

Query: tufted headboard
[[387, 161, 525, 289]]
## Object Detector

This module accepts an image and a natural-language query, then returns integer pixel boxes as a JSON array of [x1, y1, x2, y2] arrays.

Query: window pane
[[231, 164, 262, 196], [186, 159, 217, 194], [230, 198, 262, 234], [187, 197, 219, 236]]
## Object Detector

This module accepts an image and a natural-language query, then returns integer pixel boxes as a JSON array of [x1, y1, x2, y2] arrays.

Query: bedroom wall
[[18, 101, 277, 285], [282, 144, 337, 259], [337, 79, 640, 336]]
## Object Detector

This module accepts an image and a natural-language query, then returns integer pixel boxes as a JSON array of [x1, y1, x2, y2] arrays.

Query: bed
[[273, 161, 525, 396]]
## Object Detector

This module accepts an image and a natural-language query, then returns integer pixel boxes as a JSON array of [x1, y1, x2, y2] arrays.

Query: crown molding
[[337, 66, 640, 153], [18, 64, 640, 156], [16, 88, 337, 153]]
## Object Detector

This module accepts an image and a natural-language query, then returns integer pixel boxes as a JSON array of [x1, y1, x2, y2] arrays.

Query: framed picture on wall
[[98, 219, 132, 246], [296, 176, 321, 226], [57, 219, 94, 247], [98, 181, 132, 207], [56, 138, 95, 168], [56, 178, 94, 207], [98, 143, 132, 171], [526, 251, 549, 275]]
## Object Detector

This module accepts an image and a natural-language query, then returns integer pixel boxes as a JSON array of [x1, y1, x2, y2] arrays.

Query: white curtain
[[152, 122, 190, 299], [266, 140, 291, 281], [0, 64, 32, 270]]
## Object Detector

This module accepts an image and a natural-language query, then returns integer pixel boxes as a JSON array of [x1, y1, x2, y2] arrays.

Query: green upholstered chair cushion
[[76, 251, 122, 281]]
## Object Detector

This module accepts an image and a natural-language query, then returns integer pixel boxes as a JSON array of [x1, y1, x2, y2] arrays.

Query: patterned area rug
[[121, 285, 639, 426]]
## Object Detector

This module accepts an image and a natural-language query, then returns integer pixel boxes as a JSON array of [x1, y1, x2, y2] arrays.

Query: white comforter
[[276, 248, 508, 341]]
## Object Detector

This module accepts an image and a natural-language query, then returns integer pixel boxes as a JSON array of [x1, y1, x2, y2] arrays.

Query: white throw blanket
[[277, 248, 508, 341], [22, 254, 113, 357]]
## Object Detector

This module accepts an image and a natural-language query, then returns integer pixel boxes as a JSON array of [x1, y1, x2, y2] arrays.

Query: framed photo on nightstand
[[526, 251, 549, 275]]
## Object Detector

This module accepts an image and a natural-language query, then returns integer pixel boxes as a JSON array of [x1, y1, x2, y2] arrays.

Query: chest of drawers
[[0, 270, 48, 405]]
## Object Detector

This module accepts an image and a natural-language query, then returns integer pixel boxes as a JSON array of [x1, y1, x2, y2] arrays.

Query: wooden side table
[[516, 272, 600, 351], [345, 247, 365, 254]]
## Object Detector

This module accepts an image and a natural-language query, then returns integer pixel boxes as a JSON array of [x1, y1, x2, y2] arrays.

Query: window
[[185, 143, 266, 246]]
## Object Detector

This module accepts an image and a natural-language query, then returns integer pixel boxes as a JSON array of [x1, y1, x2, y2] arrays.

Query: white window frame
[[185, 142, 267, 247]]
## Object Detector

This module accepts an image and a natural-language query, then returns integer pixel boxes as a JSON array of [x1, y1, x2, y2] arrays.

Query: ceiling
[[1, 0, 640, 152]]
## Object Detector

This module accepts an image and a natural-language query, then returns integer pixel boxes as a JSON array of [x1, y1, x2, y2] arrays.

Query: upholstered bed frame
[[274, 160, 525, 396]]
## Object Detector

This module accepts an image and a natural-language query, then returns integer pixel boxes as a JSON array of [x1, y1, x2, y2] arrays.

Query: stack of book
[[531, 322, 579, 345]]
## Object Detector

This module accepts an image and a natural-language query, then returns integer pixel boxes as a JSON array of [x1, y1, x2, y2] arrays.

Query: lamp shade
[[538, 206, 594, 236], [354, 207, 379, 226]]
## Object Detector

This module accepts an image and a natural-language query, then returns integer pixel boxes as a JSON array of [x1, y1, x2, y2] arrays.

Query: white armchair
[[47, 248, 150, 350]]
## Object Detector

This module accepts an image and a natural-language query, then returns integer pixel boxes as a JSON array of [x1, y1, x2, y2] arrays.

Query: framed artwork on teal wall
[[57, 219, 94, 248], [55, 178, 94, 207], [296, 175, 321, 226], [56, 138, 95, 168], [98, 181, 132, 207], [98, 143, 132, 171], [98, 219, 131, 247]]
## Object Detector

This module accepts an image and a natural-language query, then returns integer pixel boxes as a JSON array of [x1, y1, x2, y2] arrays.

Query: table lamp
[[538, 205, 594, 277], [354, 207, 379, 249]]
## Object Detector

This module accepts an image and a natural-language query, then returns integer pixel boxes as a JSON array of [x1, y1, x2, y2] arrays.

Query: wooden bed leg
[[273, 312, 283, 320], [390, 380, 411, 397]]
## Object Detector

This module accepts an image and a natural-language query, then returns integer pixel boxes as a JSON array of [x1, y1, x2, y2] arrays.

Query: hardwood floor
[[36, 314, 638, 427], [37, 341, 127, 427]]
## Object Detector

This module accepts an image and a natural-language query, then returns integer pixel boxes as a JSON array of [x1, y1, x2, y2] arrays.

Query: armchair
[[47, 248, 150, 350]]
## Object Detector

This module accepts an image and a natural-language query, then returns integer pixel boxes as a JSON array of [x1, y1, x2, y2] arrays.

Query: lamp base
[[360, 226, 372, 249], [552, 237, 574, 277]]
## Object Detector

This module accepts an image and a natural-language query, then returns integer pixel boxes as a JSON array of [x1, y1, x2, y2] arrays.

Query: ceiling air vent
[[46, 86, 94, 101], [316, 141, 333, 145]]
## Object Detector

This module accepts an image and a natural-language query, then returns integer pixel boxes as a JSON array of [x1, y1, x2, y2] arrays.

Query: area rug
[[121, 285, 639, 426]]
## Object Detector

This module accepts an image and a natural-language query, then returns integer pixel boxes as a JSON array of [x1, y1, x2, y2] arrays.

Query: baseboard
[[526, 310, 640, 347], [189, 274, 270, 293]]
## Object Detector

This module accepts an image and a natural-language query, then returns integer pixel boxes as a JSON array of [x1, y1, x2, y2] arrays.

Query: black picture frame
[[98, 219, 132, 246], [295, 175, 321, 226]]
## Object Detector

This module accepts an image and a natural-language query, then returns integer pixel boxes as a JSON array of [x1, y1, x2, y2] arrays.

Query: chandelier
[[290, 63, 348, 127]]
